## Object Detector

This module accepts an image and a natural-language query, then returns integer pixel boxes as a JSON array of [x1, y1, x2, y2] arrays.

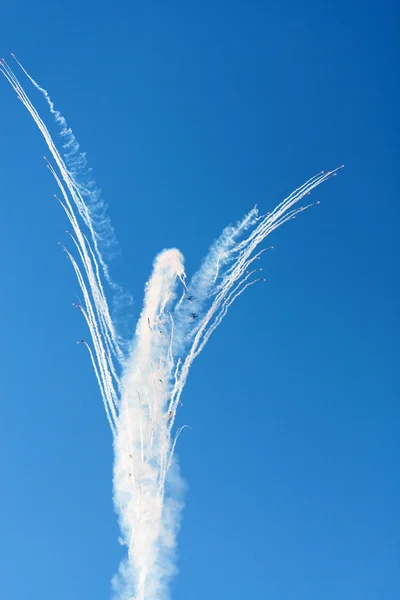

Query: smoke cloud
[[1, 57, 341, 600]]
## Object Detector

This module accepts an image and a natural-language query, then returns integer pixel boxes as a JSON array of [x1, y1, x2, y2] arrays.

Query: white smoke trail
[[10, 53, 119, 274], [113, 249, 187, 600], [1, 57, 341, 600], [0, 57, 122, 416], [0, 57, 125, 362]]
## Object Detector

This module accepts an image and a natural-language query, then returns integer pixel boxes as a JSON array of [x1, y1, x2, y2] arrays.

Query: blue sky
[[0, 1, 398, 599]]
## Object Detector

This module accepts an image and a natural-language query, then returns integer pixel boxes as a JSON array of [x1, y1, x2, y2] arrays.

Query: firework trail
[[1, 57, 342, 600]]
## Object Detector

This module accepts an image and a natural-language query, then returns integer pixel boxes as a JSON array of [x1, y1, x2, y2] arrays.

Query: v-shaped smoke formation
[[1, 56, 341, 600]]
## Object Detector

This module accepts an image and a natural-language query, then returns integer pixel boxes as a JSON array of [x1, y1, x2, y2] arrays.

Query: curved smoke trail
[[1, 57, 341, 600]]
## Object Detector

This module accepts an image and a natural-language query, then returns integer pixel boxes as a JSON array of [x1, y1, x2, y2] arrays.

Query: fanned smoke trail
[[1, 57, 342, 600]]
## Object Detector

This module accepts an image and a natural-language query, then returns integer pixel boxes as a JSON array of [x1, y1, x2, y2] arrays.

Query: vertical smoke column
[[113, 249, 187, 600]]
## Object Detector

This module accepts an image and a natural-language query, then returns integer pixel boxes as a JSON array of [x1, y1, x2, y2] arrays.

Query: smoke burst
[[1, 57, 341, 600]]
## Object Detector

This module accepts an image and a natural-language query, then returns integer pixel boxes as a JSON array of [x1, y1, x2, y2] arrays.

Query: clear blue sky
[[0, 1, 398, 599]]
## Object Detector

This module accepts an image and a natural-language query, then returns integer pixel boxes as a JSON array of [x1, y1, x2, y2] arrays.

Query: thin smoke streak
[[1, 56, 341, 600]]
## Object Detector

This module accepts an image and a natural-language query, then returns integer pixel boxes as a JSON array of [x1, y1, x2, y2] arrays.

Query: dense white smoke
[[1, 57, 341, 600]]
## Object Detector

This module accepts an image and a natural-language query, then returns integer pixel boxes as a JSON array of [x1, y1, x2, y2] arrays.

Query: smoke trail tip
[[330, 164, 344, 176]]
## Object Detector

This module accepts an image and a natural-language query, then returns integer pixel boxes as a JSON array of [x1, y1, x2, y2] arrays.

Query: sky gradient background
[[0, 1, 398, 599]]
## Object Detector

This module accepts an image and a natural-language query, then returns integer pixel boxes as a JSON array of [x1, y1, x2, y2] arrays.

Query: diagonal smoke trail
[[1, 57, 341, 600], [0, 57, 124, 363], [11, 53, 120, 281]]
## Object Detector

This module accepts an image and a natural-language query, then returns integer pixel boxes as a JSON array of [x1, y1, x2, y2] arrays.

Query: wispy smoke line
[[1, 57, 341, 600]]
